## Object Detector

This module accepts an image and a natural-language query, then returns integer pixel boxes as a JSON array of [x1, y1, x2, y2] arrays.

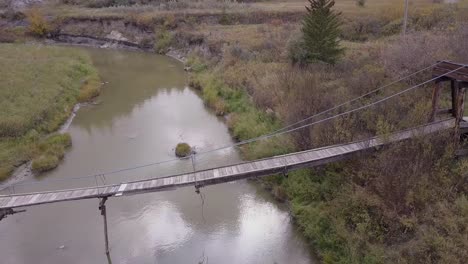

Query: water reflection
[[0, 48, 314, 264]]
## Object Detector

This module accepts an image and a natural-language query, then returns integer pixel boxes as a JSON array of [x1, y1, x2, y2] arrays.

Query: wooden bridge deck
[[0, 119, 455, 210]]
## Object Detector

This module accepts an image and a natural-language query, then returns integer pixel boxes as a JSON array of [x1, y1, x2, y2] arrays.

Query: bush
[[154, 28, 173, 54], [43, 133, 72, 148], [175, 143, 191, 157], [287, 36, 308, 66], [381, 19, 402, 36], [187, 55, 208, 73], [78, 77, 101, 102], [25, 8, 50, 37], [356, 0, 366, 7], [31, 155, 59, 172], [31, 133, 72, 173], [0, 166, 13, 181]]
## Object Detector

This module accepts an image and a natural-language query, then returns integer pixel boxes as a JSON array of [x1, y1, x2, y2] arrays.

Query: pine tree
[[301, 0, 344, 64]]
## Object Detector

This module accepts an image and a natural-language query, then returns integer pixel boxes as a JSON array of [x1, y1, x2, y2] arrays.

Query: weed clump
[[31, 133, 72, 173], [25, 8, 50, 37], [154, 28, 173, 54], [175, 143, 192, 157], [32, 155, 59, 172]]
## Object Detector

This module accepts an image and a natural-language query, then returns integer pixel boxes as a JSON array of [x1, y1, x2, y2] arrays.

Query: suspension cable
[[1, 63, 462, 190]]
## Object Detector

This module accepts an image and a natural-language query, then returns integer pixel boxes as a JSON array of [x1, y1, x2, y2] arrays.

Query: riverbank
[[1, 0, 468, 263], [0, 43, 101, 182]]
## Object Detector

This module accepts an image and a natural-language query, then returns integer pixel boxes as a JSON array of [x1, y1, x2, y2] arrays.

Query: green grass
[[188, 59, 294, 159], [0, 43, 100, 180]]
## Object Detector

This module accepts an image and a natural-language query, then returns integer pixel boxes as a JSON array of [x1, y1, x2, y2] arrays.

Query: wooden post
[[429, 80, 443, 122], [99, 197, 111, 259], [454, 81, 467, 142], [403, 0, 409, 35], [451, 80, 458, 117]]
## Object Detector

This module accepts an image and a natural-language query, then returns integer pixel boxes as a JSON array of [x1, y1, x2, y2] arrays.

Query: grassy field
[[36, 0, 461, 18], [0, 44, 100, 180]]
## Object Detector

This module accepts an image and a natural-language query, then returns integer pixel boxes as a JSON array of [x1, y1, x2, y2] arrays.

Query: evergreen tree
[[301, 0, 344, 64]]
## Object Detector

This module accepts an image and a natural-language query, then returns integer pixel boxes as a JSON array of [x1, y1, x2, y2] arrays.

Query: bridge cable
[[188, 64, 466, 155], [1, 63, 462, 191], [262, 61, 441, 135]]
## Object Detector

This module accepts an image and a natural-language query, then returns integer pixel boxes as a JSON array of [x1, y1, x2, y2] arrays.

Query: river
[[0, 47, 315, 264]]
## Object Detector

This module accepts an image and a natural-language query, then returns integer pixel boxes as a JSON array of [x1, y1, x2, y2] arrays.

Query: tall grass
[[0, 43, 100, 180]]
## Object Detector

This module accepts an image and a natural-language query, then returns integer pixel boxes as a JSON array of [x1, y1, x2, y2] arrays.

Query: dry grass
[[37, 0, 438, 19]]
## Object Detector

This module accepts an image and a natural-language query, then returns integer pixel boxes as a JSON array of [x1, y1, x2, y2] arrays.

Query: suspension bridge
[[0, 61, 467, 256]]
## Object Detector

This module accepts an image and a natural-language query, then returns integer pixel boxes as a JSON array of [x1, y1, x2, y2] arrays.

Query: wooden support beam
[[452, 80, 458, 117], [99, 197, 111, 260], [455, 81, 467, 141], [429, 80, 443, 122], [436, 108, 453, 115], [433, 62, 468, 82]]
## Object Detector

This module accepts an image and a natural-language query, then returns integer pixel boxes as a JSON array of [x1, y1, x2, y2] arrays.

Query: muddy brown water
[[0, 48, 315, 264]]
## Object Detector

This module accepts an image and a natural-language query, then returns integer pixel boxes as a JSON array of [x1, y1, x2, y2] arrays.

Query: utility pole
[[403, 0, 409, 35]]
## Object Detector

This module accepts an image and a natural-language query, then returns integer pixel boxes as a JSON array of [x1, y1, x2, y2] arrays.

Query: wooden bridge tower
[[430, 61, 468, 155]]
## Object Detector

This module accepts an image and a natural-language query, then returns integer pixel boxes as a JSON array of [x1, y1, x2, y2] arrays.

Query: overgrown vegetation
[[154, 27, 173, 54], [25, 8, 50, 37], [184, 1, 468, 262], [2, 0, 468, 262], [0, 44, 101, 180], [31, 133, 72, 172]]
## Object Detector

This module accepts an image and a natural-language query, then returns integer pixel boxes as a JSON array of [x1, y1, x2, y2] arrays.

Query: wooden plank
[[433, 62, 468, 82], [0, 198, 11, 207], [429, 80, 443, 122]]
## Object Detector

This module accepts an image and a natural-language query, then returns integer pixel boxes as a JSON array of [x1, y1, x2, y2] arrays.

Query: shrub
[[287, 36, 308, 66], [43, 133, 72, 148], [175, 143, 191, 157], [219, 10, 233, 25], [381, 19, 402, 36], [187, 55, 208, 73], [356, 0, 366, 7], [412, 5, 453, 31], [31, 155, 59, 172], [78, 77, 101, 102], [213, 100, 227, 116], [154, 28, 173, 54], [0, 166, 13, 181], [25, 8, 50, 37]]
